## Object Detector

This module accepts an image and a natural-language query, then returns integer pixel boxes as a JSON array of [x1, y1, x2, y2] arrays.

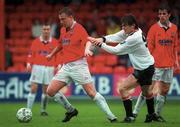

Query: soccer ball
[[16, 108, 32, 123]]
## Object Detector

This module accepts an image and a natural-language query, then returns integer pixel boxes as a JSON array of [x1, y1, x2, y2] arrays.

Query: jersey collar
[[66, 21, 76, 32], [39, 36, 52, 44], [126, 28, 140, 36], [70, 21, 76, 29], [158, 21, 172, 29]]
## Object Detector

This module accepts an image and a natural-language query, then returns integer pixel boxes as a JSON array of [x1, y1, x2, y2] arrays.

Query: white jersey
[[103, 28, 154, 70]]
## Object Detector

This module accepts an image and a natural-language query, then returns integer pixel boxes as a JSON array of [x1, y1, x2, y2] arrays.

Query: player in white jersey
[[88, 14, 159, 123]]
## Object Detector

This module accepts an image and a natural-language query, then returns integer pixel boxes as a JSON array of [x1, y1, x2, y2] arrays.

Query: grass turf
[[0, 100, 180, 127]]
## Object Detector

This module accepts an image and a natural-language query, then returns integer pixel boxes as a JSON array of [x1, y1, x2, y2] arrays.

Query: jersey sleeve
[[79, 25, 89, 45], [27, 40, 36, 64], [58, 28, 64, 49], [147, 26, 155, 54], [105, 30, 125, 43], [174, 26, 178, 50], [174, 26, 178, 64], [101, 35, 138, 55]]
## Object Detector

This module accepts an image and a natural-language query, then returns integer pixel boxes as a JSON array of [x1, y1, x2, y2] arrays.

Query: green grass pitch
[[0, 100, 180, 127]]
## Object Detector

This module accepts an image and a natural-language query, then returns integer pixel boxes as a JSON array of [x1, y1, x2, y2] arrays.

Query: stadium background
[[0, 0, 179, 101], [0, 0, 180, 127]]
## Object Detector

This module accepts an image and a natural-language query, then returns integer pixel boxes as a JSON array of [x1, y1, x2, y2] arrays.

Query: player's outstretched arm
[[84, 41, 93, 56], [87, 37, 104, 47], [46, 45, 62, 61], [88, 37, 103, 43]]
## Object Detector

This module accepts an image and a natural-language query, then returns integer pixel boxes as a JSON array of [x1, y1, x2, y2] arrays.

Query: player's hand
[[93, 41, 103, 47], [46, 54, 52, 61], [87, 37, 103, 47], [26, 63, 32, 72], [87, 37, 103, 43], [84, 49, 93, 56]]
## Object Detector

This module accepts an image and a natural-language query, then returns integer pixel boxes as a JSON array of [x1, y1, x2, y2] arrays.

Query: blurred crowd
[[4, 0, 180, 73]]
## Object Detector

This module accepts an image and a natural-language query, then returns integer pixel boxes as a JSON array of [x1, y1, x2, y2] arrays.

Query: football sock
[[123, 99, 133, 117], [155, 94, 165, 116], [146, 97, 155, 115], [133, 92, 145, 115], [40, 93, 48, 112], [93, 92, 117, 120], [27, 93, 36, 110], [54, 92, 75, 113]]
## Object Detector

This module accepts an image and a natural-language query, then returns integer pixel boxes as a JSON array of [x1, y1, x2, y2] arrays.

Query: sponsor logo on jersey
[[159, 39, 172, 46], [62, 38, 70, 45]]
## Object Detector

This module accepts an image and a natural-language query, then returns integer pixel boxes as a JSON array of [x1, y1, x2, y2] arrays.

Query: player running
[[88, 14, 159, 123], [46, 7, 117, 123]]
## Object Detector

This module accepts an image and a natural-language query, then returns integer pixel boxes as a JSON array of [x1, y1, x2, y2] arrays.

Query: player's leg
[[54, 91, 77, 115], [27, 65, 44, 110], [71, 59, 117, 122], [47, 80, 73, 111], [154, 81, 170, 122], [40, 66, 55, 116], [119, 74, 138, 122], [40, 85, 49, 116], [133, 92, 145, 117], [47, 79, 78, 122], [82, 83, 117, 122], [141, 85, 155, 123], [133, 65, 155, 123], [27, 82, 38, 109], [133, 83, 154, 117], [47, 65, 78, 122], [154, 68, 172, 122]]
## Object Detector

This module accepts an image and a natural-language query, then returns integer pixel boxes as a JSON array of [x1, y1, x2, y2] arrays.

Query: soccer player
[[133, 4, 179, 122], [46, 7, 117, 123], [27, 24, 77, 118], [88, 14, 157, 123]]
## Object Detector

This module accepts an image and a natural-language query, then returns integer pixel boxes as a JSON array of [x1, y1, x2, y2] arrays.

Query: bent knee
[[119, 86, 128, 93], [143, 91, 154, 99], [46, 87, 56, 97], [87, 91, 96, 98], [160, 89, 169, 96]]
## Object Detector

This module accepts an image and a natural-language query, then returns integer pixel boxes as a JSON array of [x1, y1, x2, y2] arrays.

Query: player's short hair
[[121, 14, 138, 29], [158, 3, 171, 13], [42, 22, 51, 27], [59, 7, 74, 17]]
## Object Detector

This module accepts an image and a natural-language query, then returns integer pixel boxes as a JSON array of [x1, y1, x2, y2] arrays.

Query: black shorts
[[133, 65, 155, 86]]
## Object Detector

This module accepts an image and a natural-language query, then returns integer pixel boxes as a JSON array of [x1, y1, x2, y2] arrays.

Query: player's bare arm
[[84, 41, 94, 56], [46, 45, 62, 61], [87, 37, 104, 47], [26, 62, 32, 72]]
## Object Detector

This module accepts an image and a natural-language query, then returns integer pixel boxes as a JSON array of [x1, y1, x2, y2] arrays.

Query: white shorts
[[152, 68, 173, 84], [30, 65, 55, 85], [53, 57, 93, 85]]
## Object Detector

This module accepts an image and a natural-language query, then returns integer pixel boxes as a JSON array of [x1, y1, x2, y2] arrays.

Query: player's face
[[122, 24, 134, 34], [42, 25, 51, 37], [158, 9, 170, 24], [59, 13, 73, 28]]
